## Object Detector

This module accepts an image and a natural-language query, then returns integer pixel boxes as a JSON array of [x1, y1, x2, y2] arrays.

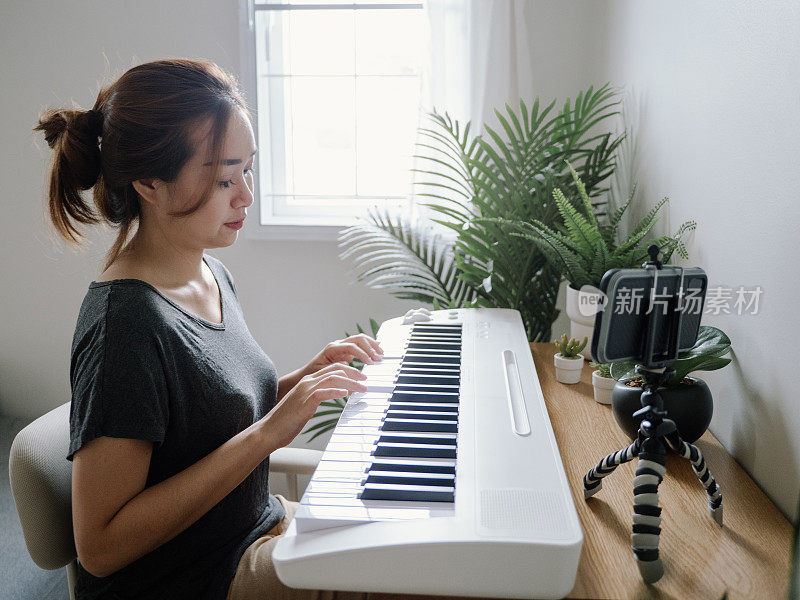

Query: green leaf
[[676, 326, 732, 360], [610, 361, 637, 381], [671, 356, 732, 384], [369, 317, 380, 337]]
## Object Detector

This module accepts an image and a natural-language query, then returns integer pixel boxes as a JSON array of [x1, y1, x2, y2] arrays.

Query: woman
[[35, 58, 382, 600]]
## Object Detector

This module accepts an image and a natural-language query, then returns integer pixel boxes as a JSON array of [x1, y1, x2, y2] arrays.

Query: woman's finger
[[312, 362, 367, 380], [316, 374, 368, 393], [342, 335, 382, 360], [360, 334, 383, 355], [335, 342, 374, 364]]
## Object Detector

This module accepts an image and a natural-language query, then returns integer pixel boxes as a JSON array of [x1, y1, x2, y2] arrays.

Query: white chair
[[8, 401, 323, 600]]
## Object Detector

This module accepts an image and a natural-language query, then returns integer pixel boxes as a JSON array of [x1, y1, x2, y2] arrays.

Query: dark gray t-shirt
[[67, 253, 285, 600]]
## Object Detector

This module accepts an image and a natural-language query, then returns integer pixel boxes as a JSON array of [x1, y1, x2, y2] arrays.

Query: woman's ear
[[131, 178, 160, 205]]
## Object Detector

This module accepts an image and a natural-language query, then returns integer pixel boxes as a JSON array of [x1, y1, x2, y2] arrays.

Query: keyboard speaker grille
[[479, 489, 572, 539]]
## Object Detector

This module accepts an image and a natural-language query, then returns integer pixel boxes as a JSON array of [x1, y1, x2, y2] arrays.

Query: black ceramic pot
[[611, 377, 713, 443]]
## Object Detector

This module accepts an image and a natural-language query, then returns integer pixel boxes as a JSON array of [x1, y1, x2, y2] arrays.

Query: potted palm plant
[[608, 326, 732, 443], [488, 163, 696, 358], [338, 84, 625, 343]]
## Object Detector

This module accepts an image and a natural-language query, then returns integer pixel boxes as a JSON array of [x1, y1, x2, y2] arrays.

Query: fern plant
[[339, 84, 625, 341], [487, 163, 697, 290], [302, 318, 381, 442]]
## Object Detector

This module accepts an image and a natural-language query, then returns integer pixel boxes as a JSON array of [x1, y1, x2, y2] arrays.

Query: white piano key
[[310, 472, 366, 483], [347, 391, 391, 405], [325, 441, 379, 453], [298, 504, 452, 521], [306, 481, 364, 493], [337, 419, 385, 429], [316, 460, 371, 472], [301, 495, 454, 509], [365, 382, 397, 393], [330, 426, 382, 437], [319, 450, 375, 462]]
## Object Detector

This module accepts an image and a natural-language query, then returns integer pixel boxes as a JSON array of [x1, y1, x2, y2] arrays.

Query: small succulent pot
[[611, 376, 713, 443], [554, 353, 584, 384], [592, 371, 616, 404]]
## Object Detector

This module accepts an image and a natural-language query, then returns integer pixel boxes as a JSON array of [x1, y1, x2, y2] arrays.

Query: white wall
[[3, 0, 798, 518], [594, 0, 800, 518], [0, 0, 416, 454]]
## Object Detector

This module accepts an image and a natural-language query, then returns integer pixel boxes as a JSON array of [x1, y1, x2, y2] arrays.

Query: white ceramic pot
[[565, 284, 603, 360], [592, 371, 616, 404], [554, 353, 584, 384]]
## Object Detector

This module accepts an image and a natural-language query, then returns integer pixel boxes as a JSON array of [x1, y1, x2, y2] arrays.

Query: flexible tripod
[[582, 248, 723, 583]]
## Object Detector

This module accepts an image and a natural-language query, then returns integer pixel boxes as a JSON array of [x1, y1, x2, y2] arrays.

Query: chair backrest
[[9, 401, 76, 570]]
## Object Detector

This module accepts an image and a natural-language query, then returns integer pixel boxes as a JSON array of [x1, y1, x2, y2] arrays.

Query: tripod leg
[[666, 432, 723, 525], [632, 458, 666, 583], [583, 438, 641, 499]]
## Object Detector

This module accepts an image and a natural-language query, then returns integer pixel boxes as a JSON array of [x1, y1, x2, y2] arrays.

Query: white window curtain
[[411, 0, 534, 225]]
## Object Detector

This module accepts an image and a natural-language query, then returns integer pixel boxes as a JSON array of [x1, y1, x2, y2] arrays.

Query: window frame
[[237, 0, 424, 242]]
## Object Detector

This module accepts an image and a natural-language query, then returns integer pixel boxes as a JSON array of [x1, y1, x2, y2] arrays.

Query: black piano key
[[381, 419, 458, 433], [409, 331, 462, 337], [402, 354, 461, 365], [377, 434, 455, 445], [398, 367, 460, 376], [412, 325, 462, 332], [391, 392, 459, 403], [404, 347, 461, 355], [359, 483, 454, 503], [388, 403, 458, 412], [406, 342, 461, 352], [372, 443, 457, 459], [365, 474, 455, 487], [395, 375, 460, 386], [367, 462, 455, 474], [386, 410, 458, 420]]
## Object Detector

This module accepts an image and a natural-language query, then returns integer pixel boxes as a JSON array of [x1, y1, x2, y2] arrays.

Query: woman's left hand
[[305, 333, 384, 374]]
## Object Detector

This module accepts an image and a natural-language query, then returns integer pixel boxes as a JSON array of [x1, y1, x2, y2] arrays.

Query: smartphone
[[590, 267, 707, 365]]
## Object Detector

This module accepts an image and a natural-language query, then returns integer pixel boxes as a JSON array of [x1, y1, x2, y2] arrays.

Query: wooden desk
[[529, 343, 793, 600], [370, 343, 792, 600]]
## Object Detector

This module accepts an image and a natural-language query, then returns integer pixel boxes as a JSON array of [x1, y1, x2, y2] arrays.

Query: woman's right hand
[[258, 362, 368, 451]]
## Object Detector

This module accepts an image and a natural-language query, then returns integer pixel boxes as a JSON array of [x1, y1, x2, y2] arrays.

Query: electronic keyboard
[[272, 308, 582, 599]]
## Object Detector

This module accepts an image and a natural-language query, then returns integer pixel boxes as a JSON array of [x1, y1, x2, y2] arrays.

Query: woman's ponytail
[[34, 104, 105, 243]]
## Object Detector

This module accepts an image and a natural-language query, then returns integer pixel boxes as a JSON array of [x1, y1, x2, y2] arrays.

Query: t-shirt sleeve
[[67, 290, 170, 462]]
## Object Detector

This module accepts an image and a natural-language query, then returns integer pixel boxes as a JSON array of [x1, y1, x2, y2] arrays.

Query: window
[[244, 1, 425, 238]]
